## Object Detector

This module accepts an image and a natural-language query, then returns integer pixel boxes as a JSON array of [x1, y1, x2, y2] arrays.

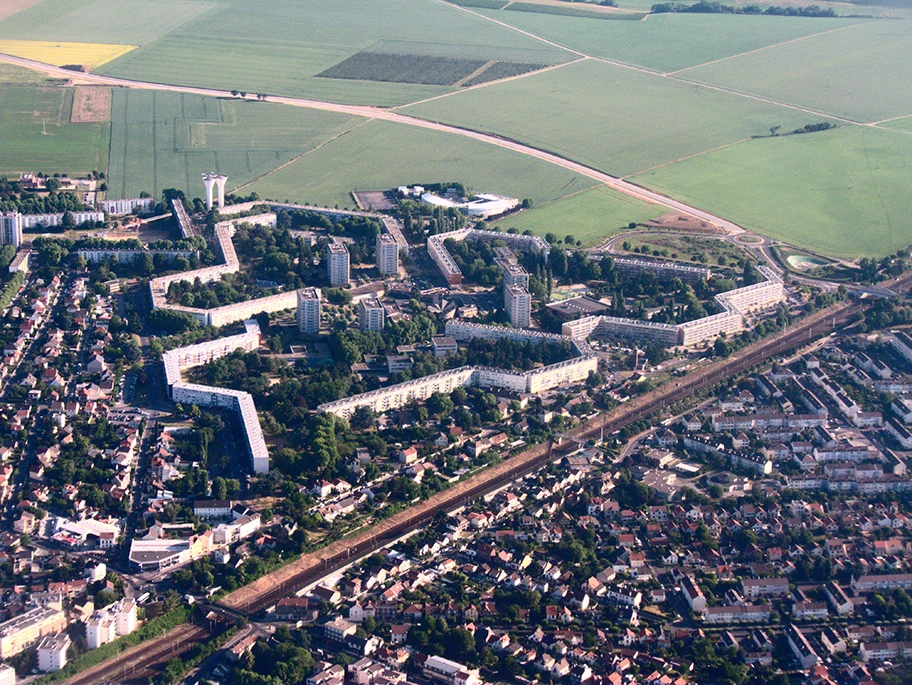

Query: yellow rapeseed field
[[0, 40, 135, 69]]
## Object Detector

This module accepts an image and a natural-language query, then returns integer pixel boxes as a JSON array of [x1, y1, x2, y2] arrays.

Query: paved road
[[0, 53, 748, 234]]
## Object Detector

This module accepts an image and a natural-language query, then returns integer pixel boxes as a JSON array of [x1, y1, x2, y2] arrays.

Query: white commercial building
[[359, 297, 385, 333], [327, 241, 350, 287], [376, 232, 399, 276], [297, 288, 322, 334], [0, 212, 22, 248], [98, 197, 154, 215], [421, 191, 519, 219], [504, 284, 532, 328]]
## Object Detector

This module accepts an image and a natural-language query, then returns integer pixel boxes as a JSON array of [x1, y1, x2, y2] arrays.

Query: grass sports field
[[106, 89, 364, 200], [404, 58, 822, 177], [94, 0, 572, 106], [475, 9, 864, 73], [631, 126, 912, 259], [493, 186, 663, 245], [245, 119, 599, 209], [0, 64, 108, 176]]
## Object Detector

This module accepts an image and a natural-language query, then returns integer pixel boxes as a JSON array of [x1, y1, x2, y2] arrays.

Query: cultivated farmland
[[631, 126, 912, 259], [494, 185, 664, 245], [0, 39, 135, 68], [0, 81, 109, 177], [0, 0, 217, 46], [246, 119, 599, 210], [462, 60, 551, 86], [475, 9, 866, 72], [105, 89, 364, 200], [403, 58, 824, 177], [94, 0, 573, 106], [318, 53, 490, 86], [680, 19, 912, 122]]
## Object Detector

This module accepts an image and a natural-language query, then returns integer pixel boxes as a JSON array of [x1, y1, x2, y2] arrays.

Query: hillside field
[[245, 119, 599, 209], [631, 127, 912, 259], [493, 186, 664, 245]]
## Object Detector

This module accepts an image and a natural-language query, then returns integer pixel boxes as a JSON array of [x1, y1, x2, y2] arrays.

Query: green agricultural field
[[631, 126, 912, 259], [94, 0, 572, 106], [245, 119, 598, 209], [881, 116, 912, 133], [493, 186, 663, 246], [0, 62, 61, 85], [0, 0, 217, 46], [403, 58, 824, 177], [476, 9, 866, 72], [0, 83, 108, 177], [106, 89, 364, 200], [680, 19, 912, 122]]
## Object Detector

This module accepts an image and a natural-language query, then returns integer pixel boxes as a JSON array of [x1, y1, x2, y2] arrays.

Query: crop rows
[[463, 60, 550, 86], [317, 52, 491, 86]]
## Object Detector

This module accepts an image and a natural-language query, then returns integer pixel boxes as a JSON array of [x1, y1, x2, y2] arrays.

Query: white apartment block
[[0, 665, 13, 685], [86, 599, 137, 649], [376, 233, 399, 276], [423, 655, 480, 685], [327, 241, 350, 287], [703, 604, 771, 624], [504, 284, 532, 328], [37, 633, 70, 672], [297, 287, 322, 334], [563, 264, 784, 348], [0, 212, 22, 248], [320, 323, 597, 418], [741, 577, 790, 600], [98, 197, 154, 215], [0, 606, 67, 658], [18, 211, 104, 229], [860, 641, 912, 662], [163, 320, 269, 474], [428, 228, 549, 286], [359, 297, 385, 333], [497, 260, 530, 288], [853, 572, 912, 592]]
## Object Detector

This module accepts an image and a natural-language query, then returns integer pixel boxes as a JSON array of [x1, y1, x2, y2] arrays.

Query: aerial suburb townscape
[[0, 1, 911, 685]]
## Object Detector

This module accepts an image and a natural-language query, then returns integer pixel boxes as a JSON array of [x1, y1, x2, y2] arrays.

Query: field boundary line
[[394, 57, 585, 109], [665, 20, 870, 76], [453, 60, 497, 87], [627, 137, 752, 177], [869, 113, 912, 126], [230, 118, 373, 194]]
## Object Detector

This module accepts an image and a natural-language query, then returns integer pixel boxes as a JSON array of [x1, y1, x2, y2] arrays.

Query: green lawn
[[631, 126, 912, 259], [478, 9, 864, 73], [0, 84, 108, 177], [245, 118, 598, 208], [106, 89, 365, 200], [0, 0, 217, 45], [95, 0, 573, 106], [680, 19, 912, 122], [404, 58, 825, 177], [493, 185, 663, 245]]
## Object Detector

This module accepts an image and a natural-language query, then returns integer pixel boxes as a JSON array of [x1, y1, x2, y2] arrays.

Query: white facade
[[376, 233, 399, 276], [327, 241, 350, 287], [504, 284, 532, 328], [297, 288, 322, 334], [98, 197, 153, 215], [0, 212, 22, 248], [359, 297, 385, 333], [18, 211, 104, 229], [427, 228, 549, 286], [37, 633, 70, 672]]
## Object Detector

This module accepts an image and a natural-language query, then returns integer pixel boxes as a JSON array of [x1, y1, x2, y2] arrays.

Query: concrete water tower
[[201, 173, 228, 210]]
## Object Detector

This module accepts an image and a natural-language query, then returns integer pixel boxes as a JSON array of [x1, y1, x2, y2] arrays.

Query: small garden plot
[[317, 52, 489, 86]]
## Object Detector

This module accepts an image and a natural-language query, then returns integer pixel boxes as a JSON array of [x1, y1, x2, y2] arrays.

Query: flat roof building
[[0, 212, 22, 248], [359, 297, 385, 333], [38, 633, 70, 672], [504, 284, 532, 328], [327, 241, 350, 287], [376, 233, 399, 276], [297, 288, 322, 334]]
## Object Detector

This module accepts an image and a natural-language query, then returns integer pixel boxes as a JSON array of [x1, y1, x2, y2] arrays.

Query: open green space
[[631, 126, 912, 259], [478, 9, 866, 72], [404, 58, 825, 177], [0, 0, 217, 46], [0, 61, 61, 85], [95, 0, 572, 106], [0, 83, 108, 177], [680, 19, 912, 122], [106, 89, 364, 200], [881, 116, 912, 133], [493, 185, 663, 245], [245, 118, 598, 209]]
